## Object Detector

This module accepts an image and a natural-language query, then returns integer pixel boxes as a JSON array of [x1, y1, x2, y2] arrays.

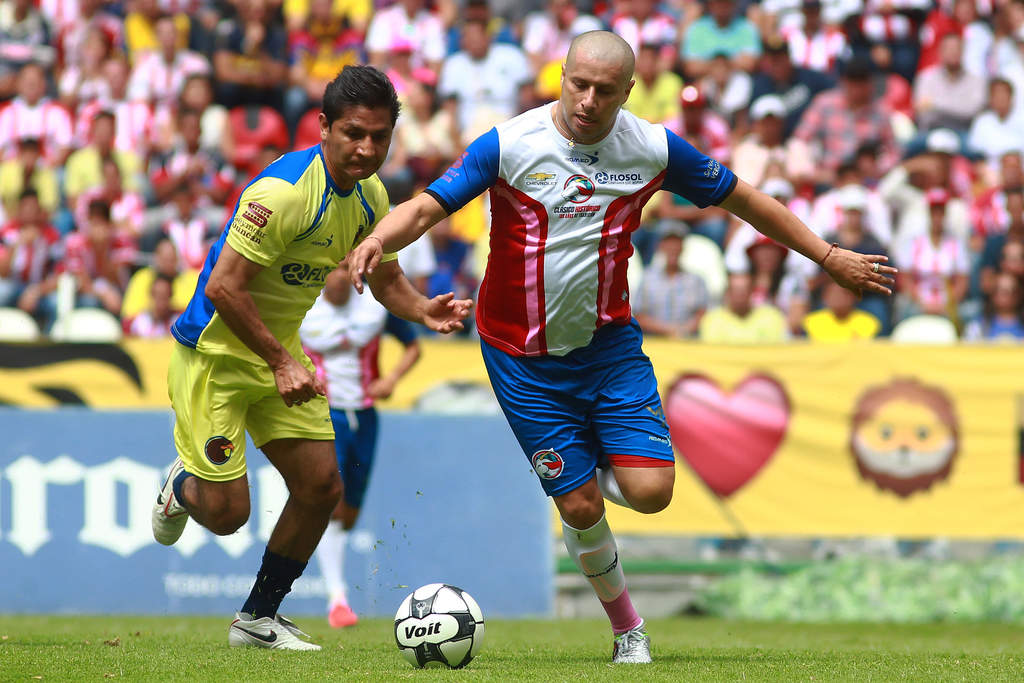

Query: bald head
[[566, 31, 635, 87]]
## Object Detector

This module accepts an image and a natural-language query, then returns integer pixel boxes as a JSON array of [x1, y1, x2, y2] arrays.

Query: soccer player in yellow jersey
[[150, 66, 472, 650]]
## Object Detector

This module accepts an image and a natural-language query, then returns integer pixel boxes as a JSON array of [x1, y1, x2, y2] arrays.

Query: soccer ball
[[394, 583, 485, 668]]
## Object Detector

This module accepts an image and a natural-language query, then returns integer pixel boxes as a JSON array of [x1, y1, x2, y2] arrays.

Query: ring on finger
[[872, 262, 880, 273]]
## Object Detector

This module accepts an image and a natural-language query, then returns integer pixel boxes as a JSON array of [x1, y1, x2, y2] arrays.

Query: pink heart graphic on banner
[[665, 373, 791, 498]]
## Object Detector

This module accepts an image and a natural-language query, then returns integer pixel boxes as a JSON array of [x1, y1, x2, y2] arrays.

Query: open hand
[[824, 249, 897, 296], [422, 292, 473, 334]]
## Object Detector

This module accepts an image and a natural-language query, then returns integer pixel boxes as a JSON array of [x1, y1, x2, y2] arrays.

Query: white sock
[[561, 513, 626, 602], [596, 466, 632, 509], [316, 520, 348, 605]]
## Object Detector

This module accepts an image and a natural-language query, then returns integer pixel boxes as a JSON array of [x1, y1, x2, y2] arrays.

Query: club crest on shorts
[[531, 449, 564, 479], [204, 436, 235, 466]]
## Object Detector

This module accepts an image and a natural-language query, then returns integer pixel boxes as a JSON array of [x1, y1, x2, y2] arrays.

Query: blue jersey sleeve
[[385, 313, 418, 346], [661, 129, 737, 208], [424, 128, 500, 215]]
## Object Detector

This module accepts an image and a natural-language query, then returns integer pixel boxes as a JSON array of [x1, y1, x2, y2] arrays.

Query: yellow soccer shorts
[[167, 343, 335, 481]]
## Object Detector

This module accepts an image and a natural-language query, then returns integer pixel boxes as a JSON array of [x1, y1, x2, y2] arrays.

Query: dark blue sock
[[241, 548, 307, 619], [171, 469, 193, 505]]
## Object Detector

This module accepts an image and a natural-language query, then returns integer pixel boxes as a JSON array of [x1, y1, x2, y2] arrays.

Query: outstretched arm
[[366, 259, 472, 334], [719, 178, 897, 295], [350, 193, 448, 292]]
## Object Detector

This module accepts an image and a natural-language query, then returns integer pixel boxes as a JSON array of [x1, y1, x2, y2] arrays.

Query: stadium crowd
[[1, 0, 1023, 342]]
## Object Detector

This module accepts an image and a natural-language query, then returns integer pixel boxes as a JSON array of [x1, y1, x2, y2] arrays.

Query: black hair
[[87, 198, 111, 221], [322, 65, 400, 127]]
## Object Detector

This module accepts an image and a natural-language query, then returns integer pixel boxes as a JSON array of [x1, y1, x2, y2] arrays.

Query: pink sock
[[601, 587, 642, 635]]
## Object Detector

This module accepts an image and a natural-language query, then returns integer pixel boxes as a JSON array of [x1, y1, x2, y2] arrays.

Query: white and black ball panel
[[412, 583, 445, 600], [394, 583, 485, 669]]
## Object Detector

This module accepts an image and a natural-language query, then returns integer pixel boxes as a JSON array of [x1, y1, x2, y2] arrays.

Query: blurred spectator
[[963, 270, 1024, 341], [444, 0, 518, 58], [64, 110, 143, 208], [395, 79, 457, 186], [213, 0, 288, 109], [972, 152, 1024, 239], [0, 137, 60, 217], [696, 52, 753, 124], [521, 0, 602, 74], [126, 273, 176, 337], [803, 279, 882, 341], [152, 73, 232, 157], [780, 0, 849, 74], [160, 180, 217, 269], [58, 198, 135, 316], [952, 0, 993, 78], [978, 188, 1024, 297], [0, 0, 56, 100], [75, 157, 146, 239], [732, 94, 812, 189], [624, 41, 683, 124], [0, 63, 73, 165], [282, 0, 371, 35], [123, 0, 189, 62], [913, 33, 987, 134], [897, 188, 970, 324], [75, 56, 155, 157], [699, 272, 789, 343], [750, 36, 835, 138], [632, 222, 709, 339], [127, 13, 211, 108], [365, 0, 445, 72], [0, 190, 59, 309], [682, 0, 762, 79], [844, 0, 924, 84], [666, 85, 731, 163], [121, 237, 198, 320], [438, 18, 532, 134], [793, 56, 899, 182], [283, 0, 364, 132], [809, 164, 893, 246], [880, 128, 971, 252], [610, 0, 677, 72], [397, 231, 436, 295], [55, 0, 122, 75], [149, 107, 234, 209], [967, 78, 1024, 166], [57, 27, 113, 110]]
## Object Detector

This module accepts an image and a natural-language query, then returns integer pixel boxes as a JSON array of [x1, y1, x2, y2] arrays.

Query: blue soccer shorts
[[328, 406, 379, 508], [480, 320, 674, 497]]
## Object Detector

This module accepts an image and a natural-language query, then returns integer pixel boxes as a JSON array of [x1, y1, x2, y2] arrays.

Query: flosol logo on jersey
[[594, 171, 644, 185], [0, 410, 552, 616]]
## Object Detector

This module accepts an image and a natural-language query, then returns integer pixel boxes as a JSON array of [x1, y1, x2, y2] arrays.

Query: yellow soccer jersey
[[171, 144, 395, 364]]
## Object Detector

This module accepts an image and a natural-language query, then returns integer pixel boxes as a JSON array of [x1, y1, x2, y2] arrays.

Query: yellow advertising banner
[[3, 339, 1024, 538]]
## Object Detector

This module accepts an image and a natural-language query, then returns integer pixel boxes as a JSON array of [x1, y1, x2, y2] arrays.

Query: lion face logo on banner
[[849, 378, 959, 498]]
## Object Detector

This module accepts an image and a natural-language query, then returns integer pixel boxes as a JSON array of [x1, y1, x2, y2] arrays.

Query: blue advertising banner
[[0, 410, 552, 617]]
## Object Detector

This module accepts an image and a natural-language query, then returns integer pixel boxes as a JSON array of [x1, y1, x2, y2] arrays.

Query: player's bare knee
[[294, 469, 343, 512], [629, 487, 673, 514], [557, 491, 604, 529], [206, 502, 250, 535]]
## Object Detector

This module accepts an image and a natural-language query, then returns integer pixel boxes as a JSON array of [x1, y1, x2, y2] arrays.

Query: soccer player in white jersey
[[348, 31, 896, 664], [299, 261, 421, 628]]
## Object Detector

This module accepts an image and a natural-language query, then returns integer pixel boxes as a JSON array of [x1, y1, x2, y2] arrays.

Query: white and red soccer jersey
[[0, 221, 61, 284], [426, 104, 736, 357], [76, 99, 154, 154], [300, 291, 418, 410], [609, 11, 678, 53], [127, 51, 211, 106], [781, 25, 848, 73], [0, 97, 73, 161]]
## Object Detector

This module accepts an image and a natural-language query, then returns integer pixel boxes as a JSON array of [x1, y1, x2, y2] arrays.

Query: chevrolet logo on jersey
[[281, 262, 333, 287], [524, 172, 557, 186]]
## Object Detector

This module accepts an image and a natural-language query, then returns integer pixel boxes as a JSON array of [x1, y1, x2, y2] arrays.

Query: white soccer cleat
[[151, 457, 189, 546], [612, 621, 651, 664], [228, 612, 322, 650]]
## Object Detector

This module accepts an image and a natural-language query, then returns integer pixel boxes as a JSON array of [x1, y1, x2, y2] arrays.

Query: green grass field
[[1, 616, 1022, 681]]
